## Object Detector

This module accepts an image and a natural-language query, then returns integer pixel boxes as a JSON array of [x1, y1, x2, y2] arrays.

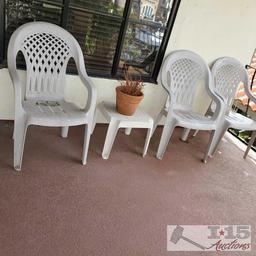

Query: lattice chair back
[[8, 22, 86, 101], [211, 57, 249, 112], [161, 50, 211, 111]]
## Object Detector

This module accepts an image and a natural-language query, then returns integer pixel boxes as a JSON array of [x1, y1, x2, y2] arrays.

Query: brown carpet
[[0, 121, 255, 256]]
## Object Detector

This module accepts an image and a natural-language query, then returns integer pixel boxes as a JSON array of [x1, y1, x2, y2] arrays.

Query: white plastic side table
[[98, 101, 154, 159]]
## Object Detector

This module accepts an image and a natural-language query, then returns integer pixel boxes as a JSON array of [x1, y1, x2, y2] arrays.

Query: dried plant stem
[[120, 64, 144, 96]]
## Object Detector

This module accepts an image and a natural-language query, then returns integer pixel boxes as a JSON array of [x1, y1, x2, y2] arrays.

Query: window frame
[[0, 0, 181, 83]]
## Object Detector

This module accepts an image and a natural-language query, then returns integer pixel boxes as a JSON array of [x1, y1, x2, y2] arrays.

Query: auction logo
[[167, 225, 251, 251]]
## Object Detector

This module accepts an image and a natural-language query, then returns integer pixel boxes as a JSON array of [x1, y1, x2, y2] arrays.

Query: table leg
[[143, 128, 153, 157], [102, 120, 120, 160], [61, 126, 69, 138], [125, 128, 132, 135]]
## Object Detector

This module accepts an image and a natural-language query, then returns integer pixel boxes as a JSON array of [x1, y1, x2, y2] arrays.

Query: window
[[0, 0, 180, 82], [141, 5, 154, 20]]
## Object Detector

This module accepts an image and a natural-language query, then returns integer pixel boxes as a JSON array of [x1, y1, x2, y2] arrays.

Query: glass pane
[[118, 0, 174, 77], [70, 0, 124, 16], [67, 1, 125, 76], [5, 1, 62, 28], [5, 0, 63, 63]]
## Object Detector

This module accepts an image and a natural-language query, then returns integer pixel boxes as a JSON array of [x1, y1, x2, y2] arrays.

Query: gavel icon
[[170, 225, 206, 250]]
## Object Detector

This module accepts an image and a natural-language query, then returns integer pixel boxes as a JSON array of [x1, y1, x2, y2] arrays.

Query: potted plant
[[116, 67, 144, 116]]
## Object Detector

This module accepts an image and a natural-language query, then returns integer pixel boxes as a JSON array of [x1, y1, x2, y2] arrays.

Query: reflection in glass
[[118, 0, 173, 77], [68, 0, 124, 76]]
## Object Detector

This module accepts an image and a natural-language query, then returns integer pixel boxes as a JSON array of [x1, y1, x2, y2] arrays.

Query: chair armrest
[[72, 39, 97, 117], [78, 68, 97, 116], [8, 42, 26, 116], [205, 77, 225, 122], [7, 69, 25, 116], [163, 71, 174, 112], [161, 71, 172, 96], [244, 82, 256, 104], [210, 92, 225, 122]]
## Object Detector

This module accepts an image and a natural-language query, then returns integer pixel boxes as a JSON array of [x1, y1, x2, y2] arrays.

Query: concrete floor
[[0, 121, 255, 256]]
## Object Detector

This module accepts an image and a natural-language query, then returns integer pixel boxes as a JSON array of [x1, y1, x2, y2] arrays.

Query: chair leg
[[91, 109, 98, 135], [82, 124, 91, 165], [203, 130, 215, 163], [180, 128, 190, 142], [14, 118, 27, 171], [61, 126, 69, 138], [209, 127, 227, 156], [203, 127, 227, 163], [102, 120, 120, 160], [143, 128, 153, 157], [156, 120, 176, 160], [125, 128, 132, 135], [244, 130, 256, 159]]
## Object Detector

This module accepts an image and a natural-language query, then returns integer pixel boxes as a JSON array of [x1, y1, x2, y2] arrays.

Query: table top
[[98, 101, 153, 123]]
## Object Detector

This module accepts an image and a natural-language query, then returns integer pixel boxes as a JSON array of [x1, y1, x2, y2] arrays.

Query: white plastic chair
[[8, 22, 97, 171], [155, 50, 224, 161], [204, 57, 256, 160]]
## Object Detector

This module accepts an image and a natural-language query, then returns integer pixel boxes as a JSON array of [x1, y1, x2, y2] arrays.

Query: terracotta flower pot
[[116, 86, 144, 116]]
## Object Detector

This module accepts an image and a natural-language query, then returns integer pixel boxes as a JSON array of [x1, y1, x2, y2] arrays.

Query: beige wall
[[167, 0, 256, 64], [1, 0, 255, 121]]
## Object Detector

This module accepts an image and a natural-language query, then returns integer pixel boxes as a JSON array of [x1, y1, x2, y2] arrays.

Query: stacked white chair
[[204, 57, 256, 160], [8, 22, 97, 171], [155, 50, 224, 161]]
